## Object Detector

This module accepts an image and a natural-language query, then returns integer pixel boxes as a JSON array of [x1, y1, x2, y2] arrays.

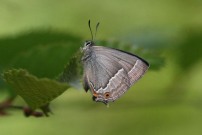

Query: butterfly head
[[82, 40, 94, 51], [85, 40, 94, 47]]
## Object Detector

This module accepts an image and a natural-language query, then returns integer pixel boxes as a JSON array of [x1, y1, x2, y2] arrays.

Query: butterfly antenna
[[88, 20, 94, 41], [95, 22, 100, 41]]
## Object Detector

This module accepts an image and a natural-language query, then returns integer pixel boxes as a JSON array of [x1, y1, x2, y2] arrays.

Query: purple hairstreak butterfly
[[81, 20, 149, 105]]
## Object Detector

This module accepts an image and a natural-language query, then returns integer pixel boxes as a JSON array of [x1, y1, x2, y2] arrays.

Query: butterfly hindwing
[[82, 45, 149, 102]]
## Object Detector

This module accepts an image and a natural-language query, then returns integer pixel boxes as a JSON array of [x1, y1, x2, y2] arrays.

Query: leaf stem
[[0, 97, 44, 117]]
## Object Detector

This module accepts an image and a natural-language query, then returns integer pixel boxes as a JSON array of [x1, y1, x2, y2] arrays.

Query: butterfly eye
[[104, 92, 110, 99]]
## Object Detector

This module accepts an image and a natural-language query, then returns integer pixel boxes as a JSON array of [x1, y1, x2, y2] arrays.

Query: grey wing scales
[[83, 46, 149, 101], [83, 52, 131, 101], [83, 53, 124, 90], [92, 46, 149, 86]]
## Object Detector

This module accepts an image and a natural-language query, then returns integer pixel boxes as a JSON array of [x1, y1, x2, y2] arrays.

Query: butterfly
[[81, 20, 149, 105]]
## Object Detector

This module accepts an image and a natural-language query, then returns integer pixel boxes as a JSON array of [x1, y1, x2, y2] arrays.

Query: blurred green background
[[1, 0, 202, 135]]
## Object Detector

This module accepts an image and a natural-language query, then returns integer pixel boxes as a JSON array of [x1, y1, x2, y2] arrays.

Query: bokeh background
[[1, 0, 202, 135]]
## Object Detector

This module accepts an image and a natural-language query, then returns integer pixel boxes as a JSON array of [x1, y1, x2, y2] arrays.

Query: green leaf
[[3, 69, 69, 109], [10, 43, 80, 78], [0, 30, 82, 96], [174, 29, 202, 71], [58, 52, 82, 89], [0, 30, 81, 70]]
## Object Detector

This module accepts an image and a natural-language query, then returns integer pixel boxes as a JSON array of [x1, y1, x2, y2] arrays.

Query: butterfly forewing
[[92, 46, 149, 85], [83, 49, 123, 90]]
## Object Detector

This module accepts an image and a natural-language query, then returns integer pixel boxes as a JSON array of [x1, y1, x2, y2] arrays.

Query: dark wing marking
[[83, 74, 89, 92]]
